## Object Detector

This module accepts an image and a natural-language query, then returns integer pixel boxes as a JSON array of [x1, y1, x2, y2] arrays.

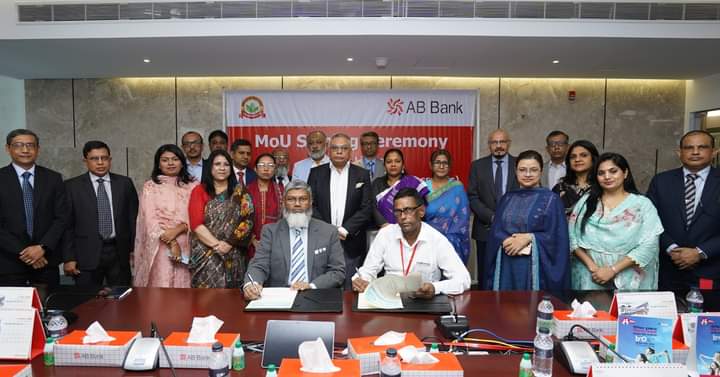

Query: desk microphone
[[151, 322, 177, 377], [435, 296, 469, 339], [42, 288, 105, 327]]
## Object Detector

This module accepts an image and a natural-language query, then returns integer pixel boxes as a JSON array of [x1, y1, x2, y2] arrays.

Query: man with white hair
[[243, 180, 346, 299]]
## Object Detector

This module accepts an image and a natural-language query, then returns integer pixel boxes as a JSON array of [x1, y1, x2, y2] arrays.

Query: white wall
[[685, 73, 720, 130], [0, 76, 26, 165]]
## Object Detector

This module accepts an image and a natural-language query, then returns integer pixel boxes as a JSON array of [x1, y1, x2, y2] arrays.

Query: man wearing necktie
[[243, 180, 345, 300], [468, 129, 518, 289], [63, 141, 138, 287], [648, 130, 720, 290], [0, 129, 68, 288], [353, 131, 385, 181], [272, 147, 292, 189], [230, 139, 257, 187]]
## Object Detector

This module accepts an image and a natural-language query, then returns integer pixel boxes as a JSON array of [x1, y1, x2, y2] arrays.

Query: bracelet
[[610, 265, 618, 274]]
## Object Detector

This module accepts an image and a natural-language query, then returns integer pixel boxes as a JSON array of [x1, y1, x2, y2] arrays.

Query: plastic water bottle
[[46, 310, 68, 339], [605, 344, 616, 363], [43, 338, 55, 366], [265, 364, 278, 377], [380, 348, 402, 377], [518, 352, 532, 377], [532, 327, 554, 377], [430, 343, 440, 353], [231, 339, 245, 370], [686, 287, 704, 313], [208, 342, 229, 377], [536, 295, 555, 334]]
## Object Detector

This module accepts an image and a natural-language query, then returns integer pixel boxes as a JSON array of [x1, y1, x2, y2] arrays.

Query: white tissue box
[[278, 358, 361, 376], [54, 330, 140, 367], [347, 333, 425, 375], [159, 332, 239, 369], [553, 310, 617, 340], [401, 352, 464, 377], [599, 335, 689, 365]]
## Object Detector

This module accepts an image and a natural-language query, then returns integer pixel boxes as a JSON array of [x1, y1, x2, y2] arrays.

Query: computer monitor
[[261, 320, 335, 368]]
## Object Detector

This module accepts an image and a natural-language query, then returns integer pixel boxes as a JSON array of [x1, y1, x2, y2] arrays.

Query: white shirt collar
[[89, 172, 110, 182], [329, 161, 350, 174], [683, 165, 711, 180], [549, 161, 566, 168], [392, 222, 431, 246]]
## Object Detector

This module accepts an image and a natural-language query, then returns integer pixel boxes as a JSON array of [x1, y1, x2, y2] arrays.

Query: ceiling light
[[708, 109, 720, 117], [346, 57, 354, 62], [552, 59, 560, 64], [143, 58, 151, 63]]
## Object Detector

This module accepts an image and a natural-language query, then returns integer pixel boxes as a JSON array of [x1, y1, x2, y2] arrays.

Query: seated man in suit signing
[[243, 180, 345, 300], [352, 188, 471, 298]]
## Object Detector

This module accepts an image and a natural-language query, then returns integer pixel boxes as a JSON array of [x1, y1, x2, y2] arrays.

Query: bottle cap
[[212, 342, 223, 352], [522, 352, 530, 360], [609, 344, 615, 350], [542, 295, 551, 300], [46, 338, 55, 344], [268, 364, 276, 371], [386, 348, 397, 357], [235, 339, 242, 347], [538, 327, 550, 334], [430, 343, 439, 349]]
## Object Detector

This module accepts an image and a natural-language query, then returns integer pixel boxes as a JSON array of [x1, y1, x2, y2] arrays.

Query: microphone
[[565, 324, 630, 363], [435, 296, 469, 339], [151, 322, 177, 377], [43, 287, 106, 326]]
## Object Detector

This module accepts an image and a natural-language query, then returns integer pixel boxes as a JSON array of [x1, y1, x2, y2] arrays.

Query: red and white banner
[[225, 90, 477, 184]]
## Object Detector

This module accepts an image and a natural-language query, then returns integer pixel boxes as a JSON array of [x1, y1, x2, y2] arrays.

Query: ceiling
[[1, 34, 720, 79]]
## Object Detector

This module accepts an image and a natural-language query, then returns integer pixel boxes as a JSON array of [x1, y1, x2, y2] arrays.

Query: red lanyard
[[399, 240, 419, 277]]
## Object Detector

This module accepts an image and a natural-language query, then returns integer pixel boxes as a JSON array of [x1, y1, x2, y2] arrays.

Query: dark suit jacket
[[63, 172, 139, 271], [467, 155, 518, 241], [647, 167, 720, 283], [0, 164, 69, 275], [233, 166, 256, 186], [308, 163, 373, 258], [245, 218, 345, 288]]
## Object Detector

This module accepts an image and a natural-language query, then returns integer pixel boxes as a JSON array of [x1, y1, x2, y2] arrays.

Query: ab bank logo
[[239, 96, 267, 119], [386, 98, 404, 116]]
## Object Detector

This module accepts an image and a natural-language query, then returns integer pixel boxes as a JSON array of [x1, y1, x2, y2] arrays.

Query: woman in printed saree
[[134, 144, 198, 288], [552, 140, 599, 216], [372, 148, 429, 227], [424, 149, 471, 264], [484, 150, 570, 291], [188, 149, 254, 288], [569, 152, 663, 290], [246, 153, 283, 261]]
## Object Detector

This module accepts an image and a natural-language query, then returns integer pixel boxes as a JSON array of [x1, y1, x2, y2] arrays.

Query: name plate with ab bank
[[353, 293, 452, 314], [244, 288, 343, 313]]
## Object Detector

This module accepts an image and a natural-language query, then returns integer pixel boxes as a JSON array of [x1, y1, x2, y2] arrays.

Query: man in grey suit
[[468, 129, 518, 289], [353, 131, 385, 181], [243, 180, 345, 299]]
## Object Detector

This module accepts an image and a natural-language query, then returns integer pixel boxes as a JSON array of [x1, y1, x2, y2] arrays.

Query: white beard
[[284, 208, 312, 228], [275, 165, 289, 177], [309, 150, 325, 161]]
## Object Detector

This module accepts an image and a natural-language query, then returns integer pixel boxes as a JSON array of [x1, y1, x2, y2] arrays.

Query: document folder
[[352, 293, 452, 314], [244, 288, 343, 313]]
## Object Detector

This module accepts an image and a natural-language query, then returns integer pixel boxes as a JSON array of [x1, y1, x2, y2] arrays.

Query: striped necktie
[[21, 172, 33, 238], [289, 228, 307, 284], [367, 160, 375, 180], [685, 173, 699, 227], [97, 178, 113, 239]]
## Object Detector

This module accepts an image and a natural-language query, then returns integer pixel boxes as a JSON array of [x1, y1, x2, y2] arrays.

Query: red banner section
[[227, 126, 473, 185]]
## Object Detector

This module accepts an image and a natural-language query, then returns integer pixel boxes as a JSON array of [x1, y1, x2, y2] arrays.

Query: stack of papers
[[245, 288, 298, 310], [357, 274, 422, 310]]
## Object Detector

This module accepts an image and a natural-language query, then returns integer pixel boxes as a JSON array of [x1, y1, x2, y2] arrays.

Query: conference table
[[24, 288, 652, 376]]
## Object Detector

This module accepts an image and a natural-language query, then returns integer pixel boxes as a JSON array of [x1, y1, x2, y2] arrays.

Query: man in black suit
[[468, 128, 518, 289], [230, 138, 257, 186], [647, 130, 720, 290], [0, 129, 68, 288], [63, 141, 138, 286], [272, 147, 292, 189], [308, 133, 373, 288]]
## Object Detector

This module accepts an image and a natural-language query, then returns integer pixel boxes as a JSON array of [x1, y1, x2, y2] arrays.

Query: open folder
[[244, 288, 343, 313]]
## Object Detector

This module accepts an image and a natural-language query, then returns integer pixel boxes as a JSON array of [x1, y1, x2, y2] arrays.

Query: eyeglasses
[[256, 163, 276, 168], [285, 196, 310, 204], [329, 145, 351, 152], [9, 142, 37, 150], [87, 156, 111, 162], [182, 140, 202, 147], [393, 204, 421, 217], [488, 140, 509, 146], [432, 161, 450, 166]]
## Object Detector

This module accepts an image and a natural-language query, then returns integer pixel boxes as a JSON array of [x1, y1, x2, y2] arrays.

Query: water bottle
[[536, 295, 554, 334], [265, 363, 278, 377], [46, 310, 68, 339], [605, 344, 615, 363], [686, 287, 704, 313], [231, 339, 245, 371], [430, 343, 439, 353], [518, 352, 532, 377], [208, 342, 229, 377], [532, 327, 554, 377], [43, 337, 55, 366], [380, 348, 402, 377]]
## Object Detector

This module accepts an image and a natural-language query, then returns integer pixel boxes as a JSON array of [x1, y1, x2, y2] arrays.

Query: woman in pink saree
[[133, 144, 198, 287]]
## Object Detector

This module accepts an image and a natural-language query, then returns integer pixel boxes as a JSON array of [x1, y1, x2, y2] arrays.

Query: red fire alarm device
[[568, 90, 576, 102]]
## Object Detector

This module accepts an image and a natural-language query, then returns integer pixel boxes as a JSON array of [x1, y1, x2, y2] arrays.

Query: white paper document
[[245, 287, 298, 310], [0, 308, 36, 359], [0, 287, 36, 309]]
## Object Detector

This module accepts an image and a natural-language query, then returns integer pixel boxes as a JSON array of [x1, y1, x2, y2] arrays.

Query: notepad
[[245, 287, 298, 310]]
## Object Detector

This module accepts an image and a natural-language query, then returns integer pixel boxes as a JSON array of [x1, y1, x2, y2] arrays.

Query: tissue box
[[0, 364, 32, 377], [347, 332, 424, 375], [553, 310, 617, 339], [159, 332, 239, 369], [278, 358, 361, 376], [401, 352, 464, 377], [54, 330, 140, 367], [599, 335, 689, 364]]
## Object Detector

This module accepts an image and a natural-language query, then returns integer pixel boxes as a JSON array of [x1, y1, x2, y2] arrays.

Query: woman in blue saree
[[484, 150, 570, 291], [372, 148, 429, 227], [424, 149, 471, 264]]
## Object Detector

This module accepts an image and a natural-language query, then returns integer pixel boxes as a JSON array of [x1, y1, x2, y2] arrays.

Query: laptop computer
[[261, 320, 335, 368]]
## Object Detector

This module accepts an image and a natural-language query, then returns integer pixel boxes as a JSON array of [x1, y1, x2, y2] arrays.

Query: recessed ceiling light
[[143, 58, 151, 63], [346, 57, 354, 62], [552, 59, 560, 64], [708, 109, 720, 117]]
